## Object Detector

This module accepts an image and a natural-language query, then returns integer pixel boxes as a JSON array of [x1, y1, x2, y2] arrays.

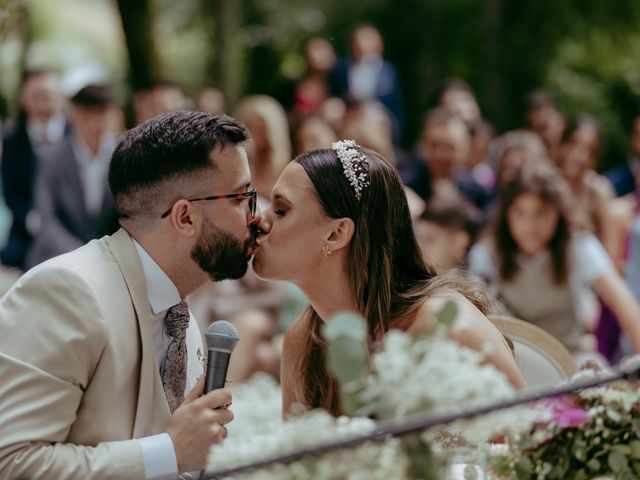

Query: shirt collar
[[133, 239, 181, 315], [26, 111, 66, 143]]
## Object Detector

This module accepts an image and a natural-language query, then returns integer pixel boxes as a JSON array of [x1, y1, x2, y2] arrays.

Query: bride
[[251, 140, 524, 415]]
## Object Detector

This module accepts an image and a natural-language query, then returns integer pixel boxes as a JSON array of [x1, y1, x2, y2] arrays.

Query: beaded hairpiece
[[331, 140, 370, 201]]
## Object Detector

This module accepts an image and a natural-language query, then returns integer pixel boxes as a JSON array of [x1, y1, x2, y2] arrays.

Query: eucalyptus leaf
[[434, 300, 459, 330], [573, 469, 587, 480], [325, 336, 368, 384], [607, 450, 628, 473], [631, 440, 640, 460], [586, 458, 601, 471], [323, 312, 367, 341], [323, 312, 370, 415], [463, 464, 478, 480], [574, 446, 587, 462], [611, 444, 632, 455], [606, 406, 622, 423]]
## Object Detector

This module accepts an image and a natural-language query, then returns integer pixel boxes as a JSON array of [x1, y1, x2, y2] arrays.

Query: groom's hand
[[166, 376, 234, 472]]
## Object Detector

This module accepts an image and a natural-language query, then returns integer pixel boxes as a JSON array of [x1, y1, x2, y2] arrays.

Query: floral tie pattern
[[162, 300, 190, 413]]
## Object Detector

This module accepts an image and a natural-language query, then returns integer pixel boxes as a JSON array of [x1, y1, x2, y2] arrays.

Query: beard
[[191, 217, 253, 281]]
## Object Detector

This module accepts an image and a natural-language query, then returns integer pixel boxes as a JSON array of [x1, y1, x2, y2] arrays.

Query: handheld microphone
[[204, 321, 240, 394], [199, 321, 240, 480]]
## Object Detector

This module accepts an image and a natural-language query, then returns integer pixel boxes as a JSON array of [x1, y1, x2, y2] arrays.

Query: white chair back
[[489, 315, 577, 390]]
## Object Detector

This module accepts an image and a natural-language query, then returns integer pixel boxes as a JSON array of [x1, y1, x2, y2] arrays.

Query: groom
[[0, 111, 257, 479]]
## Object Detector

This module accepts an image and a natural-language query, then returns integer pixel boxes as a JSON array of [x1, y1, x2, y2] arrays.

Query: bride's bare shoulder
[[405, 290, 486, 335], [406, 291, 525, 388]]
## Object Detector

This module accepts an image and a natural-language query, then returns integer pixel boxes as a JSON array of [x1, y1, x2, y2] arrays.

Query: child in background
[[468, 162, 640, 361], [414, 196, 481, 271]]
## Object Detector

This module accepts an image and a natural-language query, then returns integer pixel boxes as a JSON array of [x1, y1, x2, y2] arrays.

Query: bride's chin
[[251, 256, 273, 281]]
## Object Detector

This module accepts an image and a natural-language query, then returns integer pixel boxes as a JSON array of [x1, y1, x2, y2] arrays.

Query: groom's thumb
[[184, 375, 205, 403]]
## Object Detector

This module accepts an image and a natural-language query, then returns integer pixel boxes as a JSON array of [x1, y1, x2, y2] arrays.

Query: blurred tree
[[203, 0, 244, 107], [116, 0, 159, 90], [26, 0, 636, 170]]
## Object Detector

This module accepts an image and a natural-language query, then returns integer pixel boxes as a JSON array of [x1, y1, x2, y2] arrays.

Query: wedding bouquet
[[206, 302, 521, 479], [488, 369, 640, 480]]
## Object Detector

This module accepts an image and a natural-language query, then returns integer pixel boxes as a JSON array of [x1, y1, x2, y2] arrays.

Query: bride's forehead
[[274, 163, 315, 196]]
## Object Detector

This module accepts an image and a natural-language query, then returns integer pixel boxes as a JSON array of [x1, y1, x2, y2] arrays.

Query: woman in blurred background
[[234, 95, 292, 199], [469, 161, 640, 361]]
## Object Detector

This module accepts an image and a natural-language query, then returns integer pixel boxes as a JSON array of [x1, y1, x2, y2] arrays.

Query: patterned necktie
[[162, 300, 190, 413]]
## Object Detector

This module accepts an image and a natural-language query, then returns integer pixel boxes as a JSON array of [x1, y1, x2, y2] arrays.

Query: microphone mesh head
[[205, 320, 240, 353]]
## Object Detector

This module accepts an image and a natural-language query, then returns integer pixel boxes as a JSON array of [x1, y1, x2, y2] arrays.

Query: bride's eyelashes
[[274, 209, 286, 217]]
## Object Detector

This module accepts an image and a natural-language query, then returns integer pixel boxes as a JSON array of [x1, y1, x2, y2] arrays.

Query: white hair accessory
[[331, 140, 370, 201]]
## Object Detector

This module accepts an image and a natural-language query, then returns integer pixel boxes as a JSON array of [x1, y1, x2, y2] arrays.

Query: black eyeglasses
[[161, 187, 257, 218]]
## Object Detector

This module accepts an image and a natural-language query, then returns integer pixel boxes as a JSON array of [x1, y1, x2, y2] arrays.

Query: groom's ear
[[326, 217, 355, 251]]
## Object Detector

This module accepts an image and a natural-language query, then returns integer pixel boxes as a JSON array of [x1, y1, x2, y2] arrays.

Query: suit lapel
[[106, 228, 170, 437]]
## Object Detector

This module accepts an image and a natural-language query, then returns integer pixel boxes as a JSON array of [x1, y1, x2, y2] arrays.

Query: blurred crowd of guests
[[3, 23, 640, 383]]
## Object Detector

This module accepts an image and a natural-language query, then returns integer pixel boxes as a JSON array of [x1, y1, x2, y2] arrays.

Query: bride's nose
[[253, 210, 271, 235]]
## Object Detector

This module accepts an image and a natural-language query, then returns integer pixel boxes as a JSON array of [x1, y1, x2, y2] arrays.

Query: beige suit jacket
[[0, 228, 204, 479]]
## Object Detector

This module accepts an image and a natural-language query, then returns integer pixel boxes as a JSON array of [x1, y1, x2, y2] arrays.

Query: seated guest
[[294, 115, 337, 155], [469, 162, 640, 358], [195, 87, 226, 115], [328, 24, 404, 139], [1, 69, 69, 270], [466, 118, 496, 190], [604, 113, 640, 197], [234, 95, 291, 199], [27, 83, 120, 267], [406, 108, 492, 210], [415, 196, 481, 272], [525, 90, 566, 161], [556, 115, 614, 243], [437, 78, 481, 128], [494, 129, 549, 186]]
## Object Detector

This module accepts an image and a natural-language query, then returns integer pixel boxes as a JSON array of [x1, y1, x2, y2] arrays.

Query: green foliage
[[322, 311, 369, 416], [489, 382, 640, 479], [434, 299, 459, 330], [4, 0, 640, 168]]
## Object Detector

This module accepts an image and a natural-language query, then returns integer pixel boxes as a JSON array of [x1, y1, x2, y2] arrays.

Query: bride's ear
[[326, 217, 355, 252]]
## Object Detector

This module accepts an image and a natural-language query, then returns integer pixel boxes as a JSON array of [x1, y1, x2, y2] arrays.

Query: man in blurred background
[[1, 69, 69, 270], [26, 83, 120, 267]]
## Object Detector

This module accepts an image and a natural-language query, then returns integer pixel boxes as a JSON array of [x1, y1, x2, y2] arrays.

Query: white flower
[[207, 408, 409, 479]]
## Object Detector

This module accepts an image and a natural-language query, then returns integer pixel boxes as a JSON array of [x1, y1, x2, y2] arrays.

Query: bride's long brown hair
[[288, 147, 489, 415]]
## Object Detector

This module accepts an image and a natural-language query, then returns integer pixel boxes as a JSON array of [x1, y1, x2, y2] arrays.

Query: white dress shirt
[[348, 56, 383, 100], [134, 240, 200, 480], [27, 111, 67, 158], [70, 133, 115, 216]]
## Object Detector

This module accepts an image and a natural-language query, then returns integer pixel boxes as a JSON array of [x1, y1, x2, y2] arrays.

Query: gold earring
[[321, 245, 333, 257]]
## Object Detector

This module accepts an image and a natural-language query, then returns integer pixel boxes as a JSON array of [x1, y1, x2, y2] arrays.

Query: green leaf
[[323, 312, 370, 415], [463, 464, 478, 480], [611, 444, 632, 455], [323, 312, 367, 341], [573, 469, 587, 480], [607, 406, 622, 422], [631, 440, 640, 459], [325, 336, 367, 384], [574, 446, 587, 462], [515, 455, 533, 476], [434, 300, 458, 330], [608, 450, 628, 473], [586, 458, 601, 471]]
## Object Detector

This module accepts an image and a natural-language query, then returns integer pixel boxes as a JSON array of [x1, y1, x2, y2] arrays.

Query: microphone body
[[199, 321, 240, 480], [203, 320, 240, 394], [205, 349, 231, 394]]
